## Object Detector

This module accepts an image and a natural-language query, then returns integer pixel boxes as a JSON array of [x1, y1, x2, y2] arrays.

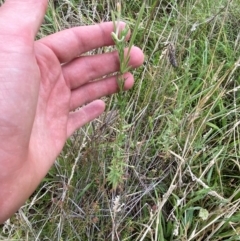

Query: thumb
[[0, 0, 48, 40]]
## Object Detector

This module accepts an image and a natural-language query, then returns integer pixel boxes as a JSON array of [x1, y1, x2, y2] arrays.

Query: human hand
[[0, 1, 144, 223]]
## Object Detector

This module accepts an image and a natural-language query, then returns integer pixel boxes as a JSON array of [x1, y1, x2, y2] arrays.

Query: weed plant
[[1, 0, 240, 240], [107, 0, 145, 193]]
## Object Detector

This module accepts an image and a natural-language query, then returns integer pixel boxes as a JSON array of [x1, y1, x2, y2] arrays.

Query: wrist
[[0, 158, 38, 223]]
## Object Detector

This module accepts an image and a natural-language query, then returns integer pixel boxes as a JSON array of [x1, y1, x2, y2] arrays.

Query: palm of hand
[[31, 42, 71, 171], [0, 38, 72, 178]]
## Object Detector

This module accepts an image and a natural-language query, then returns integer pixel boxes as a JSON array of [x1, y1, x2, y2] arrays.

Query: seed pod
[[168, 43, 178, 68]]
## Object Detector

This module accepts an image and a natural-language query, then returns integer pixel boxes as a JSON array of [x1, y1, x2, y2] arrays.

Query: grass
[[1, 0, 240, 240]]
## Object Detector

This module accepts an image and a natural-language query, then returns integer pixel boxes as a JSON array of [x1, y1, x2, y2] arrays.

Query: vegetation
[[1, 0, 240, 240]]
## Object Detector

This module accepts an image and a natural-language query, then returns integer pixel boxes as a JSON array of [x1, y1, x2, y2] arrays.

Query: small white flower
[[112, 195, 125, 213]]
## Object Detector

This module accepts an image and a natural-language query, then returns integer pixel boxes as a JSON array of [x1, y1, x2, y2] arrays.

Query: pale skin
[[0, 0, 144, 223]]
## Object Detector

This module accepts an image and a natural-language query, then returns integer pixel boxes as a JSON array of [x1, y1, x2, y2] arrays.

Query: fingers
[[63, 46, 144, 90], [37, 22, 130, 63], [69, 73, 134, 111], [0, 1, 47, 39], [67, 100, 105, 137]]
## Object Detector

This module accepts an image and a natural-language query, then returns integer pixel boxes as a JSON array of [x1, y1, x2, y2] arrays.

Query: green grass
[[1, 0, 240, 240]]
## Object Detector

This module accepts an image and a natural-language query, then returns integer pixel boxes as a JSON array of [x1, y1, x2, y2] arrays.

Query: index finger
[[37, 22, 130, 63]]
